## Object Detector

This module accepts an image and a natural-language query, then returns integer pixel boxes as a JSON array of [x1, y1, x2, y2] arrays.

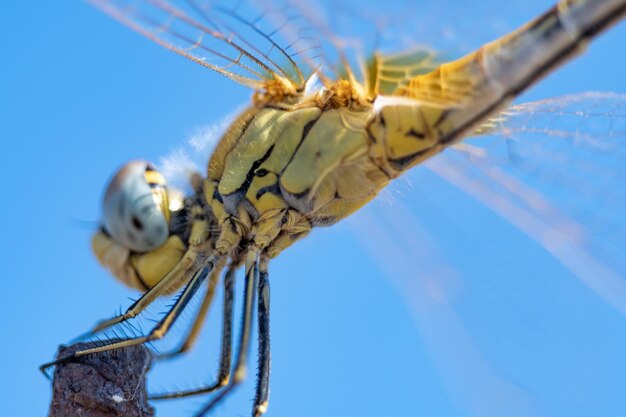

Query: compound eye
[[102, 161, 170, 252]]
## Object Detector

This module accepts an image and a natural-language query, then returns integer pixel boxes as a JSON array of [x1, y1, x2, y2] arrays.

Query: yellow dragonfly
[[41, 0, 626, 416]]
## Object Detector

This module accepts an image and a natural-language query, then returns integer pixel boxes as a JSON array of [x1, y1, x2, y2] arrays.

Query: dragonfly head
[[100, 160, 171, 253], [91, 160, 188, 291]]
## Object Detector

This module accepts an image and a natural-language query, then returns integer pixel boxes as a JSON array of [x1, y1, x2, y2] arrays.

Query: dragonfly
[[41, 0, 626, 416]]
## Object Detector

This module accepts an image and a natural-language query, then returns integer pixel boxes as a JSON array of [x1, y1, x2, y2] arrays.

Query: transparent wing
[[470, 92, 626, 230], [367, 49, 445, 96], [437, 92, 626, 312], [88, 0, 324, 90], [349, 91, 626, 415]]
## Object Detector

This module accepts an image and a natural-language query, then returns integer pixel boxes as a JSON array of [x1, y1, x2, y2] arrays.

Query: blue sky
[[2, 1, 626, 416]]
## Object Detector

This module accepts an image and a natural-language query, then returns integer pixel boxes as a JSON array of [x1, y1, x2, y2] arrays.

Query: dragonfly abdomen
[[368, 0, 626, 178]]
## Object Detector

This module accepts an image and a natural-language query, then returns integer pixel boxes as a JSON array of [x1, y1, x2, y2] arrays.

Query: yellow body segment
[[92, 231, 185, 291], [218, 109, 285, 197], [367, 103, 448, 175], [280, 109, 369, 198], [92, 231, 140, 289], [130, 235, 186, 288], [207, 108, 259, 183], [245, 107, 323, 214]]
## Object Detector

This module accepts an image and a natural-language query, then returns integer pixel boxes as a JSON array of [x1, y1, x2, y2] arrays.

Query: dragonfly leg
[[192, 249, 260, 417], [153, 263, 223, 361], [150, 266, 236, 399], [88, 244, 212, 336], [254, 261, 271, 417], [40, 261, 215, 375]]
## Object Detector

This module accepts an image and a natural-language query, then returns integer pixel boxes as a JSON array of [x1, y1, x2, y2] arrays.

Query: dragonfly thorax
[[203, 101, 389, 258]]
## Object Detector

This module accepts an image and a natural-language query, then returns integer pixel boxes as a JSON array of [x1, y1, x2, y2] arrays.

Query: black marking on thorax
[[278, 116, 321, 176], [405, 127, 425, 139], [256, 182, 282, 201], [221, 145, 276, 215]]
